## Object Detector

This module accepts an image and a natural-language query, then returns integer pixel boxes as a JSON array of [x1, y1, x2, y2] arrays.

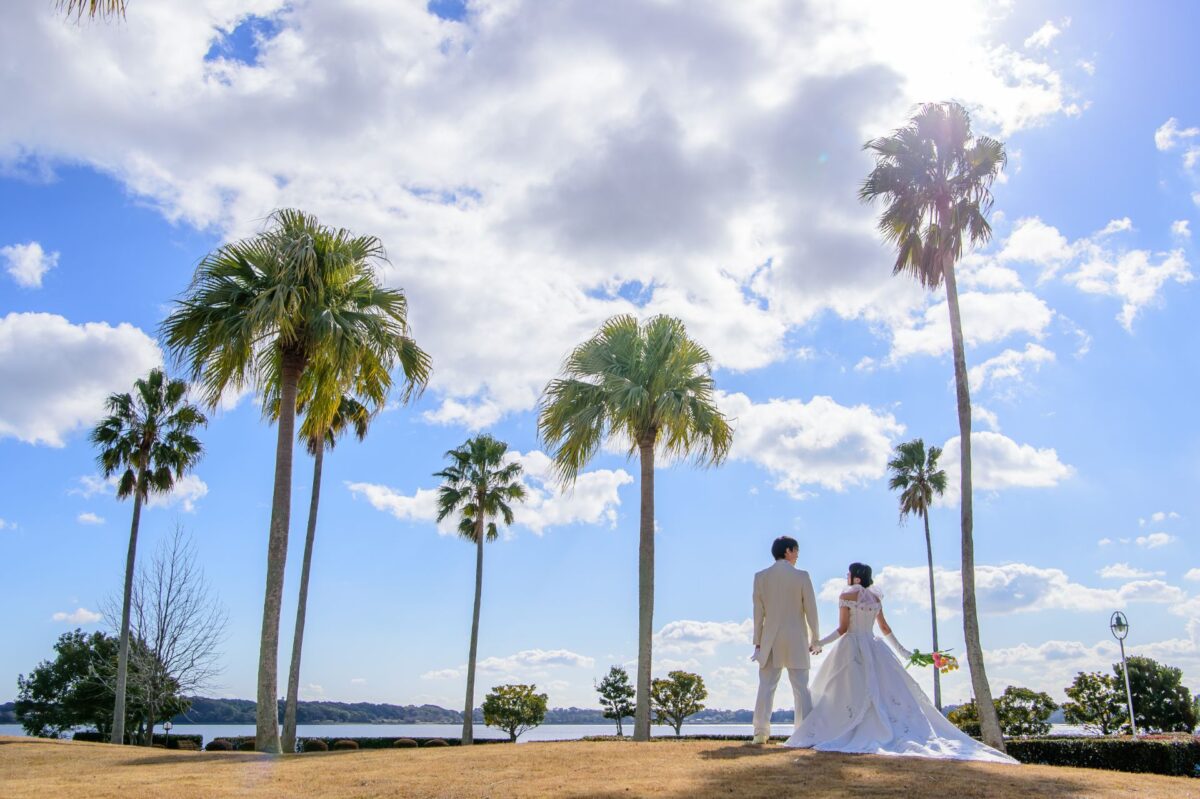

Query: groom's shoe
[[751, 733, 770, 745]]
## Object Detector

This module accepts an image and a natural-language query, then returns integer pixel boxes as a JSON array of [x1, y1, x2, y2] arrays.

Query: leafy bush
[[948, 685, 1057, 738], [332, 739, 359, 751], [237, 740, 256, 751], [1116, 656, 1197, 733], [393, 738, 418, 748], [1006, 736, 1200, 777], [301, 738, 329, 752], [423, 738, 449, 747], [205, 738, 233, 751]]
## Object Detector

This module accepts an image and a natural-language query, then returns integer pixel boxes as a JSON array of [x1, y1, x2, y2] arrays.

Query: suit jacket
[[753, 560, 820, 669]]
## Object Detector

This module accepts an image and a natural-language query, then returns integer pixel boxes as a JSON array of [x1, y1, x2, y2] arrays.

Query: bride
[[784, 562, 1016, 763]]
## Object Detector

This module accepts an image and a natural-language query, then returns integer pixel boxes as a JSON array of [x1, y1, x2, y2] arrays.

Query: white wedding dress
[[783, 585, 1016, 763]]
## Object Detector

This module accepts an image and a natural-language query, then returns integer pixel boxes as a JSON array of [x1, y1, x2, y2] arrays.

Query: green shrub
[[332, 739, 359, 751], [237, 740, 256, 751], [393, 738, 418, 748], [301, 738, 329, 753], [423, 738, 449, 747], [1006, 736, 1200, 777], [205, 739, 233, 751]]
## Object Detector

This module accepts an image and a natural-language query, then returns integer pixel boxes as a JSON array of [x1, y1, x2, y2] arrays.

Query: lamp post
[[1109, 611, 1137, 737], [163, 720, 173, 748]]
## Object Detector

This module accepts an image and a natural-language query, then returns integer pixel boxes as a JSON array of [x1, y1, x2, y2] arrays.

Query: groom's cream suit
[[752, 559, 820, 739]]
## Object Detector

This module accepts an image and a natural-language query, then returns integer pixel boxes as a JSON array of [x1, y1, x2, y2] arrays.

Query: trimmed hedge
[[332, 739, 359, 751], [423, 738, 448, 747], [301, 738, 329, 752], [72, 731, 205, 749], [393, 739, 418, 748], [1006, 736, 1200, 777], [205, 739, 233, 751]]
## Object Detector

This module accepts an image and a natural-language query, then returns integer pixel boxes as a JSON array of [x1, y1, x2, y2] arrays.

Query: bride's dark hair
[[849, 562, 873, 588]]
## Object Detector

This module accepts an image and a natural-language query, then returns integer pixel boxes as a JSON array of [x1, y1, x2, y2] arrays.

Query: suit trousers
[[752, 665, 811, 737]]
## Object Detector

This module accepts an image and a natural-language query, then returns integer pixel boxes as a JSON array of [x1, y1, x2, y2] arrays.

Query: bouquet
[[906, 649, 958, 674]]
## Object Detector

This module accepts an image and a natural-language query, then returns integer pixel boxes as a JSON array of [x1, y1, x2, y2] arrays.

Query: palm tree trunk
[[943, 254, 1004, 751], [282, 444, 324, 754], [462, 508, 485, 745], [633, 438, 655, 742], [111, 469, 146, 745], [256, 349, 302, 754], [922, 508, 942, 711]]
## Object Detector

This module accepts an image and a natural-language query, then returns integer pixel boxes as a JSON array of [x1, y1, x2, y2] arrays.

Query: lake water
[[0, 722, 1091, 744]]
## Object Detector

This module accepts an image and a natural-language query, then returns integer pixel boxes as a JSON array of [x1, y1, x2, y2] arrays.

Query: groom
[[751, 535, 820, 744]]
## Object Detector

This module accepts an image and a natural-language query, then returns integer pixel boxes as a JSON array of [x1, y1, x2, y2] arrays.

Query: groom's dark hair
[[771, 536, 799, 560]]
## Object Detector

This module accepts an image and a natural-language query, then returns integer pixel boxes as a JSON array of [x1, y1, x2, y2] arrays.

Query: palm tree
[[89, 367, 206, 745], [279, 393, 370, 754], [538, 314, 732, 741], [434, 434, 527, 745], [162, 208, 430, 753], [860, 102, 1007, 750], [887, 438, 948, 710], [57, 1, 126, 20]]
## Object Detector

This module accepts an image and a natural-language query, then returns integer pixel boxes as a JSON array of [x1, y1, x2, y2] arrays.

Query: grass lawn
[[1, 734, 1192, 798]]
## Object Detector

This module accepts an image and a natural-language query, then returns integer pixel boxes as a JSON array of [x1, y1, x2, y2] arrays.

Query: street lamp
[[163, 720, 173, 748], [1109, 611, 1137, 737]]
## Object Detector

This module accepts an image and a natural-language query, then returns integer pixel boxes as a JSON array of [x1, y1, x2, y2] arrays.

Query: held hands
[[750, 645, 761, 663], [809, 644, 822, 655]]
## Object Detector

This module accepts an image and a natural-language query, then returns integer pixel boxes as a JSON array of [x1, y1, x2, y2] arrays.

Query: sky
[[1, 0, 1198, 714]]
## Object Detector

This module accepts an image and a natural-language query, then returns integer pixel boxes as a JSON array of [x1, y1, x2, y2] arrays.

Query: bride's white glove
[[884, 632, 912, 660], [816, 630, 842, 647]]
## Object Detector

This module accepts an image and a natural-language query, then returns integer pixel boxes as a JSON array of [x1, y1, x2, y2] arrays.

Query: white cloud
[[1077, 59, 1095, 75], [1172, 220, 1192, 240], [72, 473, 208, 512], [0, 517, 14, 531], [997, 217, 1075, 278], [0, 0, 1081, 428], [823, 563, 1187, 616], [76, 512, 105, 525], [145, 474, 209, 512], [1150, 511, 1180, 523], [302, 683, 325, 699], [1136, 532, 1174, 549], [0, 313, 163, 447], [718, 391, 904, 497], [889, 291, 1053, 362], [973, 405, 1000, 432], [940, 431, 1073, 505], [1023, 20, 1064, 50], [1096, 217, 1133, 237], [1097, 563, 1163, 580], [1155, 117, 1200, 151], [967, 343, 1055, 394], [52, 607, 102, 624], [1065, 246, 1192, 331], [2, 241, 58, 288], [349, 677, 367, 685], [420, 668, 461, 681], [655, 619, 753, 655], [348, 449, 631, 536], [1097, 537, 1113, 546], [474, 649, 596, 679], [1185, 568, 1200, 582]]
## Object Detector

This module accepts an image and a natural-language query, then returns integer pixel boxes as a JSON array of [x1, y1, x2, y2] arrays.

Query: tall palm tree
[[538, 314, 733, 741], [89, 367, 206, 745], [276, 344, 429, 754], [860, 102, 1007, 750], [57, 1, 126, 20], [162, 208, 430, 753], [887, 438, 948, 710], [434, 435, 527, 745], [280, 393, 371, 754]]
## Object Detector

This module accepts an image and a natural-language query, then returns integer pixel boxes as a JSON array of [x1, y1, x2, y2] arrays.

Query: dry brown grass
[[0, 734, 1190, 798]]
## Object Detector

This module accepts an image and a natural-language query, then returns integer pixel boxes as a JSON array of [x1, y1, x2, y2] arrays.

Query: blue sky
[[1, 1, 1197, 712]]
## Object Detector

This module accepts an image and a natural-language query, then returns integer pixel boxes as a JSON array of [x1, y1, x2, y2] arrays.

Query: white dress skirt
[[783, 585, 1017, 764]]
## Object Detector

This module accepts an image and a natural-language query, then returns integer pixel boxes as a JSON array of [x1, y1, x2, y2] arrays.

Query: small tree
[[650, 671, 707, 736], [595, 666, 635, 736], [482, 684, 548, 742], [995, 685, 1056, 737], [1116, 656, 1197, 733], [1063, 671, 1124, 735], [950, 687, 1057, 739], [103, 526, 227, 745], [14, 630, 176, 741]]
